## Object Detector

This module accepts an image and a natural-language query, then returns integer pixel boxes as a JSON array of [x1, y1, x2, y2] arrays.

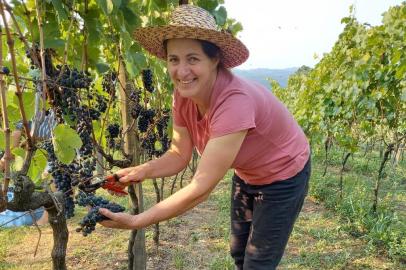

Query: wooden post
[[118, 57, 146, 270]]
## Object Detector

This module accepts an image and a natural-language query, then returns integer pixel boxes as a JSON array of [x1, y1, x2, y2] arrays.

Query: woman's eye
[[189, 57, 198, 63]]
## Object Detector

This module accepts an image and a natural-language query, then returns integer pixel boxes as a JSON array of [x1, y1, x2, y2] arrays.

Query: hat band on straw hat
[[133, 4, 249, 69]]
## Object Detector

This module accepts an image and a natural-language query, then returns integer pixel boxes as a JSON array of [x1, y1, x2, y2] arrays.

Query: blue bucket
[[0, 189, 45, 228]]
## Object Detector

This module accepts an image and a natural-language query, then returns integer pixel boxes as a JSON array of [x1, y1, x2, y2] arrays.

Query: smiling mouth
[[179, 79, 196, 85]]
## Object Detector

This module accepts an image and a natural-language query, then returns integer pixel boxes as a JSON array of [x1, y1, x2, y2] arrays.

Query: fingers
[[98, 208, 115, 219], [118, 174, 135, 183], [115, 167, 134, 178], [98, 208, 135, 229], [122, 170, 145, 183], [115, 166, 146, 184]]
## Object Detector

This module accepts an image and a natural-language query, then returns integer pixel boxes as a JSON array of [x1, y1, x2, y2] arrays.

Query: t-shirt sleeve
[[172, 90, 187, 127], [210, 90, 256, 138]]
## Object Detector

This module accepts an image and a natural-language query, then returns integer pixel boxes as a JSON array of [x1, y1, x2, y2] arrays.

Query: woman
[[100, 4, 311, 269]]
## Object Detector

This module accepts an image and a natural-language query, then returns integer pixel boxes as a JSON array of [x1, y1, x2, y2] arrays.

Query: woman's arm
[[116, 124, 194, 183], [99, 129, 248, 229]]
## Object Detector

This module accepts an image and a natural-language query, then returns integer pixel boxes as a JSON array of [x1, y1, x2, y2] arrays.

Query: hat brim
[[134, 25, 249, 69]]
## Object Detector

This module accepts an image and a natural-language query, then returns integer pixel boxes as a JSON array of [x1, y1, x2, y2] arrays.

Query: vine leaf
[[13, 91, 36, 121], [197, 0, 218, 12], [401, 89, 406, 102], [125, 45, 147, 77], [213, 6, 227, 26], [51, 0, 68, 21], [11, 147, 25, 171], [96, 62, 110, 73], [6, 104, 20, 124], [28, 150, 48, 184], [107, 0, 114, 14], [53, 124, 82, 164], [113, 0, 122, 8], [97, 0, 114, 15]]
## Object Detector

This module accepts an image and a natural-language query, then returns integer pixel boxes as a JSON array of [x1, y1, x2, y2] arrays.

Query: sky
[[224, 0, 404, 69]]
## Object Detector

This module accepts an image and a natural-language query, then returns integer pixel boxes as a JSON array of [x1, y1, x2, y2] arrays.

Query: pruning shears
[[82, 174, 128, 195]]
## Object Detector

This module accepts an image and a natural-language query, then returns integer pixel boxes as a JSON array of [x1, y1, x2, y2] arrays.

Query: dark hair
[[199, 40, 220, 59], [163, 39, 221, 60]]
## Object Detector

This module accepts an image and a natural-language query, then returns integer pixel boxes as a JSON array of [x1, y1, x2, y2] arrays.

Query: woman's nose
[[177, 62, 190, 77]]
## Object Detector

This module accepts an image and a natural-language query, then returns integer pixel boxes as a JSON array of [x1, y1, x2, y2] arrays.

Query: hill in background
[[232, 67, 298, 89]]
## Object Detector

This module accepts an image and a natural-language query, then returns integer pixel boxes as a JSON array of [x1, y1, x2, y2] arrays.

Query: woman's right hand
[[115, 163, 151, 185]]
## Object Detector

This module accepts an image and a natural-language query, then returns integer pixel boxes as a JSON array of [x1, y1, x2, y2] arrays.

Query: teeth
[[180, 79, 194, 84]]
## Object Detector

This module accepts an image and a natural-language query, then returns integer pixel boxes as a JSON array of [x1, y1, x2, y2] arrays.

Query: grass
[[310, 144, 406, 262]]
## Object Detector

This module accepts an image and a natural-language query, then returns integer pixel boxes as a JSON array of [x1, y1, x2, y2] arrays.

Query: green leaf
[[96, 62, 110, 73], [228, 22, 243, 36], [51, 0, 68, 20], [97, 0, 108, 15], [107, 0, 114, 14], [28, 150, 48, 184], [341, 17, 352, 24], [92, 120, 106, 147], [197, 0, 218, 12], [44, 38, 65, 49], [13, 91, 36, 121], [152, 0, 167, 9], [213, 6, 227, 26], [11, 147, 26, 171], [7, 104, 20, 124], [113, 0, 122, 8], [53, 124, 82, 164], [83, 8, 103, 45], [134, 52, 147, 68], [121, 6, 140, 31], [124, 45, 147, 77], [401, 88, 406, 102], [43, 16, 61, 45], [395, 61, 406, 80]]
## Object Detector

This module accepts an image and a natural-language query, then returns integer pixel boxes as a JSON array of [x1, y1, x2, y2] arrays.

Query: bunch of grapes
[[42, 141, 77, 218], [25, 45, 55, 74], [75, 191, 125, 236], [102, 71, 117, 97], [138, 109, 155, 133], [156, 113, 170, 138], [130, 104, 143, 121], [95, 94, 108, 114], [138, 111, 171, 158], [129, 88, 141, 104], [106, 123, 121, 150], [142, 69, 155, 93], [141, 132, 157, 157], [1, 66, 10, 75], [56, 65, 91, 89], [107, 123, 120, 138]]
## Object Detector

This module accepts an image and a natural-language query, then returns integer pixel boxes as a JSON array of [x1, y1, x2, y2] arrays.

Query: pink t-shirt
[[173, 68, 310, 185]]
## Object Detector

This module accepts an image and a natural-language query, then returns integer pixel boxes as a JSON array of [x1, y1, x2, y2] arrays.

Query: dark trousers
[[230, 159, 311, 270]]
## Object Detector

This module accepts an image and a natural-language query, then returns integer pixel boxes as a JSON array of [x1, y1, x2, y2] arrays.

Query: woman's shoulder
[[217, 68, 268, 100]]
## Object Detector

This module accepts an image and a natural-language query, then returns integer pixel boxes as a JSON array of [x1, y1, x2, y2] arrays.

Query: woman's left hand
[[98, 208, 138, 230]]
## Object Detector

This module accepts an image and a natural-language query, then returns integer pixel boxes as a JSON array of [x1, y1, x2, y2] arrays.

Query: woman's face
[[166, 38, 219, 101]]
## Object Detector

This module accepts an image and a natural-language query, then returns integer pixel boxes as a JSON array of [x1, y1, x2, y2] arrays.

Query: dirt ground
[[0, 180, 403, 270]]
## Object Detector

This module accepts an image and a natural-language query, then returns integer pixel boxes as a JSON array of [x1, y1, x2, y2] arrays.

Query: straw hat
[[133, 5, 249, 68]]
